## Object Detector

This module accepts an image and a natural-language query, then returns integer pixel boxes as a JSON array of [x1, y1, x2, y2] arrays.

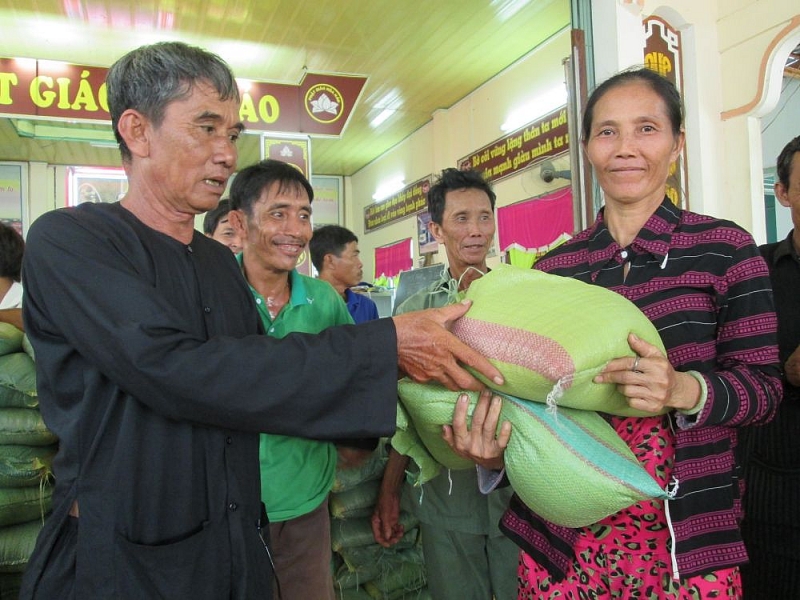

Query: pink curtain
[[374, 238, 412, 278], [497, 188, 573, 251]]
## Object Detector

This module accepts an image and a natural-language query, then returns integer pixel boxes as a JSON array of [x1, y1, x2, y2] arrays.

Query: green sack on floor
[[332, 513, 418, 553], [330, 479, 381, 520], [0, 408, 57, 446], [335, 586, 374, 600], [0, 571, 24, 600], [0, 445, 56, 488], [451, 265, 666, 416], [333, 443, 388, 494], [0, 483, 53, 527], [0, 325, 23, 358], [396, 381, 668, 528], [0, 518, 44, 573], [0, 353, 38, 409], [362, 560, 426, 600]]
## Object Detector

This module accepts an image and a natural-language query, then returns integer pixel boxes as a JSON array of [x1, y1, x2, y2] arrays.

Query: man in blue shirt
[[310, 224, 380, 323]]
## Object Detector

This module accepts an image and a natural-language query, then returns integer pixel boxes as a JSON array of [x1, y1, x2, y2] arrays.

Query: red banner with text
[[0, 57, 366, 136]]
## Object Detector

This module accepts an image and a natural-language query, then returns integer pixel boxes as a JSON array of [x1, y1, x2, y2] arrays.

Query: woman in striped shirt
[[445, 67, 782, 599]]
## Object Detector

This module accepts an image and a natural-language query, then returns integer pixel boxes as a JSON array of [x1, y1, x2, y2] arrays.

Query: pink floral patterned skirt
[[518, 416, 742, 599]]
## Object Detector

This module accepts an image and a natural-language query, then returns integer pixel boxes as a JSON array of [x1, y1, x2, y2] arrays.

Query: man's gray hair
[[106, 41, 240, 162]]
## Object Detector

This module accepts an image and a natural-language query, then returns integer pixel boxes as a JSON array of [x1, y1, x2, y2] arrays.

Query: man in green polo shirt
[[228, 159, 350, 600]]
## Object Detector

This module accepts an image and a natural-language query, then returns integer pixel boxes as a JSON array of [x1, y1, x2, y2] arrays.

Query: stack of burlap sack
[[331, 441, 430, 600], [0, 324, 55, 599]]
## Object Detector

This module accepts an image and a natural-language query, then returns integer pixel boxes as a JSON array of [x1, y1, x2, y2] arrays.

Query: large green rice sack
[[0, 483, 53, 527], [397, 380, 668, 528], [0, 408, 57, 446], [451, 265, 666, 416], [21, 335, 35, 361], [0, 353, 38, 409], [0, 572, 24, 600], [335, 587, 373, 600], [391, 403, 441, 485], [0, 518, 44, 573], [362, 560, 426, 600], [331, 513, 418, 553], [330, 479, 381, 520], [397, 380, 473, 472], [332, 443, 388, 494], [0, 325, 23, 358], [0, 445, 56, 488]]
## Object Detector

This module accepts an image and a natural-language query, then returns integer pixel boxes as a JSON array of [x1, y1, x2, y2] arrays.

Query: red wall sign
[[0, 57, 367, 137], [458, 106, 569, 183]]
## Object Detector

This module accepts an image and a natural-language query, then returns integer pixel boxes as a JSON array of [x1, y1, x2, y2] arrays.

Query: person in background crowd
[[371, 168, 518, 600], [0, 221, 25, 330], [445, 67, 782, 599], [740, 134, 800, 599], [18, 41, 502, 600], [309, 224, 379, 323], [203, 197, 242, 253], [227, 159, 353, 600]]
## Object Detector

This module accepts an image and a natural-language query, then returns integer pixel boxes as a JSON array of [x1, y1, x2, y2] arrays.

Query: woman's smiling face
[[584, 81, 684, 210]]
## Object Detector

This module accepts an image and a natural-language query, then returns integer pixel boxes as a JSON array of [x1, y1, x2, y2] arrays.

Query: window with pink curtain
[[497, 187, 573, 251], [374, 238, 412, 278]]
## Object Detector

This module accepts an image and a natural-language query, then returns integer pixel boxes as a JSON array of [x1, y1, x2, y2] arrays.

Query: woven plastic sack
[[451, 265, 666, 416], [391, 402, 442, 485], [362, 560, 426, 600], [335, 541, 422, 591], [21, 335, 35, 361], [0, 325, 23, 358], [331, 512, 418, 553], [0, 519, 44, 573], [396, 381, 668, 528], [0, 353, 38, 409], [396, 378, 473, 473], [335, 587, 373, 600], [330, 479, 381, 520], [0, 444, 56, 488], [0, 408, 57, 446], [0, 572, 24, 600], [0, 483, 53, 527], [333, 443, 388, 494]]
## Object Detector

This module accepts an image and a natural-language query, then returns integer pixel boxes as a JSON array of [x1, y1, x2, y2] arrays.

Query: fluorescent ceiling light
[[369, 88, 403, 129], [491, 0, 531, 22], [501, 85, 567, 133], [370, 109, 395, 128], [372, 177, 405, 201]]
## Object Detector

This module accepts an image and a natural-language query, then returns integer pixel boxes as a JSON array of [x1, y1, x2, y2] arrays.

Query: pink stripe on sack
[[451, 317, 574, 382]]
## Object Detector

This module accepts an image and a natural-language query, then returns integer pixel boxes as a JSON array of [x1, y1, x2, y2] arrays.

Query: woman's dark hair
[[776, 135, 800, 189], [581, 67, 684, 142], [0, 223, 24, 281]]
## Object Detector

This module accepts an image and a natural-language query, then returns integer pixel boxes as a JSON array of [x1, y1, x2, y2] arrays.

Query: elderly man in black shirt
[[19, 42, 501, 600]]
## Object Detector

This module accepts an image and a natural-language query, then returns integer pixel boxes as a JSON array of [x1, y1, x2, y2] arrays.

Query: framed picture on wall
[[311, 175, 343, 226], [0, 162, 26, 235], [67, 166, 128, 207]]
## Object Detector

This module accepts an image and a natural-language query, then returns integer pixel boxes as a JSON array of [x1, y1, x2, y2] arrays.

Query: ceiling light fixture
[[370, 108, 395, 128], [500, 85, 567, 133], [372, 176, 405, 202]]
